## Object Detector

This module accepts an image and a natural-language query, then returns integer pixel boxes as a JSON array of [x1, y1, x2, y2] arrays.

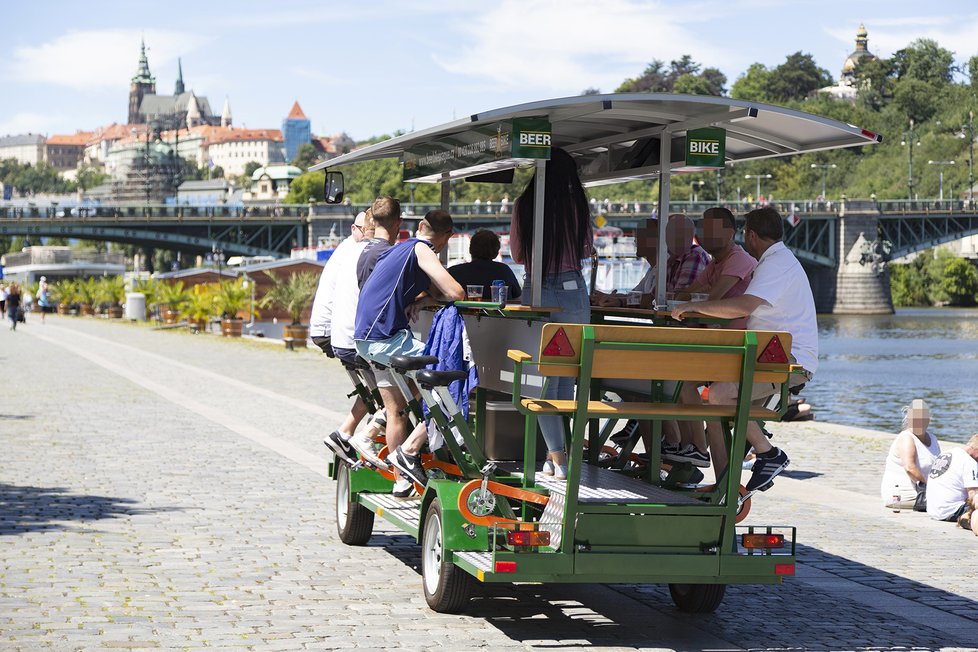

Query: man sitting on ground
[[354, 210, 464, 489], [672, 206, 817, 492], [448, 229, 522, 302], [926, 434, 978, 536]]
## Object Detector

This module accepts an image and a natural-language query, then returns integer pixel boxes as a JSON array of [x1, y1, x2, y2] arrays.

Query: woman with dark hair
[[509, 147, 593, 480]]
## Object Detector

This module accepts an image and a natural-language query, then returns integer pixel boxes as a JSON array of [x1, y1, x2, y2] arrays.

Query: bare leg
[[338, 397, 368, 437], [400, 421, 428, 456], [379, 385, 409, 452]]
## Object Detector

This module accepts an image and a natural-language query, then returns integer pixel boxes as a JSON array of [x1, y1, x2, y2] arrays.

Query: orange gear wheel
[[695, 483, 751, 523], [456, 479, 550, 528]]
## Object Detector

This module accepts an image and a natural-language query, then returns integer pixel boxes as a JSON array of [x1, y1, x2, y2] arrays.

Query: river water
[[810, 308, 978, 444]]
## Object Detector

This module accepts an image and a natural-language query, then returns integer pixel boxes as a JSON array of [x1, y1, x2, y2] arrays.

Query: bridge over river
[[3, 199, 978, 313]]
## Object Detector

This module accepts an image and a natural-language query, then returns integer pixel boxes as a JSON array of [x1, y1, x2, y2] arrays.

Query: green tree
[[969, 54, 978, 90], [211, 165, 225, 179], [616, 55, 724, 96], [893, 39, 955, 85], [939, 257, 978, 306], [854, 56, 897, 110], [291, 143, 321, 170], [730, 63, 773, 102], [76, 162, 109, 191], [893, 78, 939, 123], [284, 171, 326, 203], [767, 52, 833, 102]]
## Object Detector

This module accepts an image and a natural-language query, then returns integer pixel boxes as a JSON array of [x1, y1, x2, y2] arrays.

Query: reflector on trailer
[[494, 561, 517, 573], [542, 327, 575, 357], [775, 563, 796, 575], [757, 335, 789, 364], [742, 533, 785, 549], [507, 530, 551, 547]]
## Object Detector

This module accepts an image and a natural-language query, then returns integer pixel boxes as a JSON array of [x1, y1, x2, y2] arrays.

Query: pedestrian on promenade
[[510, 147, 593, 481], [6, 283, 22, 330], [925, 434, 978, 536], [36, 276, 50, 324], [0, 282, 7, 316], [880, 399, 941, 509]]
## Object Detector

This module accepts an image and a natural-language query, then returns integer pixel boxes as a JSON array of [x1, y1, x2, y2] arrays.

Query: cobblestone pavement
[[1, 315, 975, 651]]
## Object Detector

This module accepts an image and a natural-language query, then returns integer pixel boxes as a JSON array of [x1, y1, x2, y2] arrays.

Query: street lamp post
[[744, 174, 772, 202], [957, 110, 975, 206], [689, 180, 705, 203], [927, 160, 955, 202], [901, 119, 920, 201], [810, 163, 837, 201]]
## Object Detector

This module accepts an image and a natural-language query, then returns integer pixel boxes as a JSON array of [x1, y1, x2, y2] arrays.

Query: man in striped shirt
[[665, 213, 711, 292]]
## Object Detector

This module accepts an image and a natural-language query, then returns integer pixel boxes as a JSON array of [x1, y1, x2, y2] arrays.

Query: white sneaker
[[349, 432, 389, 469], [554, 464, 567, 481], [542, 460, 555, 477]]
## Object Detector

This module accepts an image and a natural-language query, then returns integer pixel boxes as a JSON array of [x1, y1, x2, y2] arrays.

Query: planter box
[[107, 305, 124, 319], [221, 318, 244, 337], [283, 324, 309, 348], [79, 304, 93, 316]]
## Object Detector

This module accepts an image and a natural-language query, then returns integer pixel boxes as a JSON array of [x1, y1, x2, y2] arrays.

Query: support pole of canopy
[[439, 174, 450, 265], [655, 130, 671, 309], [530, 158, 546, 307]]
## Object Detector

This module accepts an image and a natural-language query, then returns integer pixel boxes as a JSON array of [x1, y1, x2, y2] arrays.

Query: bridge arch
[[879, 213, 978, 259]]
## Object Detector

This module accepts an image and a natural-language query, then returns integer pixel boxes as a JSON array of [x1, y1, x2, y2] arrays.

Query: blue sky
[[3, 0, 978, 142]]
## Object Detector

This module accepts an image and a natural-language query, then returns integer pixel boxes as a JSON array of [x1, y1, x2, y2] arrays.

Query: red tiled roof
[[89, 123, 147, 145], [204, 127, 283, 145], [287, 101, 307, 120], [47, 131, 95, 146]]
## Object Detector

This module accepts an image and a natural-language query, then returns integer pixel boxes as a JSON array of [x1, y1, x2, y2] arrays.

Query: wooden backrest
[[537, 323, 793, 385]]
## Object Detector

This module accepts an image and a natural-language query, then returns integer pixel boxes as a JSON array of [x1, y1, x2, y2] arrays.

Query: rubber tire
[[668, 583, 727, 613], [421, 499, 475, 613], [335, 462, 374, 545]]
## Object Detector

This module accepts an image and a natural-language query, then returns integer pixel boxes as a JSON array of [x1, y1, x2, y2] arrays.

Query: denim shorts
[[355, 330, 426, 388]]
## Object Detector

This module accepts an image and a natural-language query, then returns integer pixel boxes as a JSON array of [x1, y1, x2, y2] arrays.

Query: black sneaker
[[323, 431, 358, 465], [663, 444, 711, 468], [388, 446, 428, 488], [661, 441, 681, 457], [392, 478, 415, 499], [746, 448, 790, 492], [610, 419, 641, 446]]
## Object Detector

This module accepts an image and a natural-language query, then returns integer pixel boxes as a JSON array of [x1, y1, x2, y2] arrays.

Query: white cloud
[[432, 0, 744, 92], [4, 28, 209, 90], [0, 112, 63, 136]]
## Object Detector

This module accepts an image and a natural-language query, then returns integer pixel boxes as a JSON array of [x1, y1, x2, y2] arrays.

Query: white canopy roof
[[311, 93, 881, 185]]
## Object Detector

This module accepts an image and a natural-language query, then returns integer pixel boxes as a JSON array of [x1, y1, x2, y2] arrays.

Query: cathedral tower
[[128, 39, 156, 124]]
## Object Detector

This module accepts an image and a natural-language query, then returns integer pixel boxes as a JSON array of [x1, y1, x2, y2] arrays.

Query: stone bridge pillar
[[828, 201, 893, 314]]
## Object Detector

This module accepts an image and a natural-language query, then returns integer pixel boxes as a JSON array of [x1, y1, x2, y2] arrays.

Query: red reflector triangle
[[757, 335, 789, 363], [542, 327, 575, 357]]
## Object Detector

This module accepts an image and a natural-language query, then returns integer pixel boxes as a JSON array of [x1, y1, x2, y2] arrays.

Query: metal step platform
[[533, 464, 703, 505], [360, 493, 423, 531]]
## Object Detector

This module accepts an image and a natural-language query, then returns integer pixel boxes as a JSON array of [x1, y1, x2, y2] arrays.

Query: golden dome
[[842, 24, 875, 77]]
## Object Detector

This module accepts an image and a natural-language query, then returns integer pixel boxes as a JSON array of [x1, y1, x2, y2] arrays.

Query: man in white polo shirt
[[672, 206, 817, 492]]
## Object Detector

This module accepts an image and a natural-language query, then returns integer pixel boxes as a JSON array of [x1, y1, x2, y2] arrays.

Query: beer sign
[[685, 127, 726, 168]]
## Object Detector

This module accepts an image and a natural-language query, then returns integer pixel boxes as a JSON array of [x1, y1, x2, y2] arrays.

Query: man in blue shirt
[[354, 210, 464, 489]]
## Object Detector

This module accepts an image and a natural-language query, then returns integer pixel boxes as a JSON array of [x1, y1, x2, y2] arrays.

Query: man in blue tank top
[[355, 210, 464, 488]]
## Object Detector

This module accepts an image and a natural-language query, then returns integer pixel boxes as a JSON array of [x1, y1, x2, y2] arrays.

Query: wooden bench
[[507, 323, 799, 496]]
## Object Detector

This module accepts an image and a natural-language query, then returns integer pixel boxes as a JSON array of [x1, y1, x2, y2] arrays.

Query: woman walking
[[6, 283, 22, 331], [510, 148, 593, 480]]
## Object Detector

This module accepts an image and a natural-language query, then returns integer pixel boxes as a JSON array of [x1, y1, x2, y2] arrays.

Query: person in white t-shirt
[[880, 399, 941, 508], [925, 434, 978, 535], [672, 206, 816, 493], [308, 211, 383, 465]]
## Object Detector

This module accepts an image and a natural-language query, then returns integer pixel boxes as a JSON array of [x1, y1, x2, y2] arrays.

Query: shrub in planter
[[258, 271, 318, 347], [180, 284, 215, 333], [74, 277, 99, 316], [50, 279, 77, 315], [157, 281, 188, 324], [213, 278, 255, 337], [96, 276, 126, 318]]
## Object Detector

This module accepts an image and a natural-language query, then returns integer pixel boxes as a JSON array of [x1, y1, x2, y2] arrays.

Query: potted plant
[[157, 281, 188, 324], [75, 277, 99, 316], [50, 279, 76, 315], [98, 276, 126, 318], [180, 284, 215, 333], [213, 277, 252, 337], [258, 271, 318, 347]]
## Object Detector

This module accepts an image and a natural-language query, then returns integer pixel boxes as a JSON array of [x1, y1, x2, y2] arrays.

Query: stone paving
[[1, 315, 976, 651]]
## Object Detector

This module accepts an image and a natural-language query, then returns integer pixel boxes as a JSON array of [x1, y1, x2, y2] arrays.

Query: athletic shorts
[[354, 330, 426, 388], [942, 503, 969, 524]]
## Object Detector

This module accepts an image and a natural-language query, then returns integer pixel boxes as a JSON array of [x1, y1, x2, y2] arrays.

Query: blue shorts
[[355, 330, 426, 388]]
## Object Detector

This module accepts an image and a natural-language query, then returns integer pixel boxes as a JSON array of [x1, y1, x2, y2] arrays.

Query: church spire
[[174, 57, 185, 95], [221, 96, 232, 128], [132, 38, 155, 85]]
